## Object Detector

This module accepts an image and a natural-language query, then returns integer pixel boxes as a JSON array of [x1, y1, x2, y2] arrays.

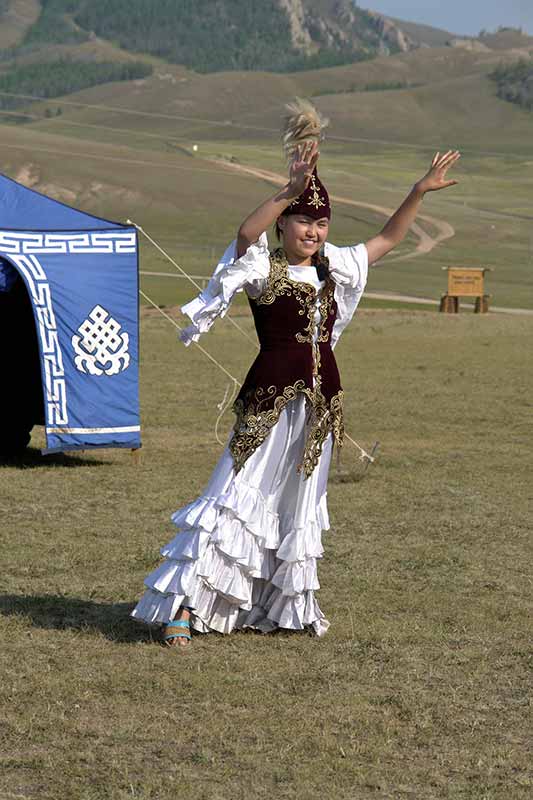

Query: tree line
[[17, 0, 384, 73], [490, 60, 533, 111], [0, 59, 153, 110]]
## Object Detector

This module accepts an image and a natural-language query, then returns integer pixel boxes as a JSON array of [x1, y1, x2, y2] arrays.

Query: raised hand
[[416, 150, 461, 194], [288, 140, 319, 198]]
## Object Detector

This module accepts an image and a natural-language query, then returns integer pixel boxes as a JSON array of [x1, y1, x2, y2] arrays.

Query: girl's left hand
[[416, 150, 461, 193], [288, 140, 319, 197]]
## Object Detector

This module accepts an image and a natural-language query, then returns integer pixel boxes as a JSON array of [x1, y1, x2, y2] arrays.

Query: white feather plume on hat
[[282, 97, 329, 161]]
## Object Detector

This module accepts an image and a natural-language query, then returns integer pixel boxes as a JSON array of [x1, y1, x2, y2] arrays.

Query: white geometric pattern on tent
[[9, 253, 67, 425], [72, 305, 130, 376], [0, 230, 136, 255], [0, 230, 136, 427]]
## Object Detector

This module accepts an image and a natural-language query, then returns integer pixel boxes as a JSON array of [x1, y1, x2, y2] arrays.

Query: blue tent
[[0, 173, 140, 455]]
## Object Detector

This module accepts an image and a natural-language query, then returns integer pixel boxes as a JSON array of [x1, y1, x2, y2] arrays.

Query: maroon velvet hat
[[281, 168, 331, 220]]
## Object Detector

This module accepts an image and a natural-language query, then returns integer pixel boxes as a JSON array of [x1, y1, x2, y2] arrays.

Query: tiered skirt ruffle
[[132, 396, 332, 636]]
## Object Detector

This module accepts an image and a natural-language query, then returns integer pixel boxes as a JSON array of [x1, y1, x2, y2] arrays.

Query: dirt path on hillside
[[212, 159, 455, 263]]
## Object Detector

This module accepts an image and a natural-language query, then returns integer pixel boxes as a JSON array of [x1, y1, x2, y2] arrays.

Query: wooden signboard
[[440, 267, 492, 313], [447, 268, 485, 297]]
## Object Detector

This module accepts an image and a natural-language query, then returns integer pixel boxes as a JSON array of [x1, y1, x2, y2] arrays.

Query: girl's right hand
[[287, 141, 319, 198]]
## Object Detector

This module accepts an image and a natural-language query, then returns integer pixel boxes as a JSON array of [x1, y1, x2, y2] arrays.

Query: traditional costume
[[132, 103, 368, 637]]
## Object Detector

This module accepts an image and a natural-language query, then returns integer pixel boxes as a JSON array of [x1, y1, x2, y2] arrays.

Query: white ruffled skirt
[[131, 396, 333, 637]]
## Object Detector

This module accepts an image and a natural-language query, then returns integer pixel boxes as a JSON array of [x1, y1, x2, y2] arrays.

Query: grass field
[[2, 99, 533, 310], [2, 307, 532, 800], [1, 31, 533, 798], [134, 137, 533, 310]]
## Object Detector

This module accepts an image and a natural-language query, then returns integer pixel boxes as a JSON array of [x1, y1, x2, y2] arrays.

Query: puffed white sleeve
[[325, 241, 369, 349], [180, 233, 270, 345]]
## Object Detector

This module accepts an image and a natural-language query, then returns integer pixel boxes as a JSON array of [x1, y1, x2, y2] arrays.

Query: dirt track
[[212, 160, 455, 264]]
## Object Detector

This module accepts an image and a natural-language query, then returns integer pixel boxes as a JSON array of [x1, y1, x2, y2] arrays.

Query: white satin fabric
[[180, 233, 368, 349], [132, 396, 333, 636]]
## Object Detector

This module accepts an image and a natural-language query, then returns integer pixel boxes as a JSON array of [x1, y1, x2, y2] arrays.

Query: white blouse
[[180, 232, 368, 350], [287, 266, 324, 345]]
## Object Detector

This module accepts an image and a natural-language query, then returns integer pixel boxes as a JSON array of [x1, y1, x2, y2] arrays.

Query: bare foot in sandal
[[162, 608, 191, 649]]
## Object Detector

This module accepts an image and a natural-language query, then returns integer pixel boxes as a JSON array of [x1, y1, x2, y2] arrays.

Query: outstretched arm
[[236, 142, 319, 258], [365, 150, 460, 266]]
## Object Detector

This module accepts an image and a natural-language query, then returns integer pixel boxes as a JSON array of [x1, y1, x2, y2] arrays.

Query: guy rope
[[131, 221, 378, 467]]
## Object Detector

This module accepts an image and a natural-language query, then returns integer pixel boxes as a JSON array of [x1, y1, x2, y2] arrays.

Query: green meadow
[[2, 309, 532, 799], [1, 28, 533, 800]]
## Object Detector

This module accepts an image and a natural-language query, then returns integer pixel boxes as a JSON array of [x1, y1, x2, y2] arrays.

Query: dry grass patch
[[1, 310, 532, 799]]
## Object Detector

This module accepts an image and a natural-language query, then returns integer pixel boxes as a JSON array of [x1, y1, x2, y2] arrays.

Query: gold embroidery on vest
[[229, 249, 343, 478], [230, 380, 307, 473], [255, 248, 334, 346], [317, 276, 336, 342], [299, 387, 344, 478], [297, 343, 344, 477]]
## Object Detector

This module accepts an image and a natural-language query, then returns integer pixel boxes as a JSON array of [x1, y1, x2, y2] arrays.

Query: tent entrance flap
[[0, 257, 44, 454]]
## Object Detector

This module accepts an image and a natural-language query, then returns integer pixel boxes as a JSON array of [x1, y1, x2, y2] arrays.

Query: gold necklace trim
[[255, 248, 335, 345]]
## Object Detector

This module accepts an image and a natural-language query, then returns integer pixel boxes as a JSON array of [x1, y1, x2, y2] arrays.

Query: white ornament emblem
[[72, 305, 130, 376]]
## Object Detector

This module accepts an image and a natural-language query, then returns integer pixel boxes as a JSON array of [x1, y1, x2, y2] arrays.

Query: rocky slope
[[0, 0, 456, 73]]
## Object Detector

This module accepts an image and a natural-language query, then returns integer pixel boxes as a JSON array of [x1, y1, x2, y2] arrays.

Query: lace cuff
[[180, 234, 270, 345]]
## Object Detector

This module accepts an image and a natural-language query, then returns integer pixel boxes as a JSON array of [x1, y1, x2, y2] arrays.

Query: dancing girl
[[132, 100, 460, 647]]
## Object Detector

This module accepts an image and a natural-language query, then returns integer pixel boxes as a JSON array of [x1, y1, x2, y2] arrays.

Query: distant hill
[[0, 0, 40, 49], [1, 0, 460, 74], [18, 43, 533, 157], [490, 58, 533, 111], [0, 0, 467, 111], [386, 16, 457, 47], [478, 26, 533, 51], [2, 8, 533, 311], [1, 0, 533, 129]]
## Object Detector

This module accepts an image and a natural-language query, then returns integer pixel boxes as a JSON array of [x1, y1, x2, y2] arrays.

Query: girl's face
[[278, 214, 329, 265]]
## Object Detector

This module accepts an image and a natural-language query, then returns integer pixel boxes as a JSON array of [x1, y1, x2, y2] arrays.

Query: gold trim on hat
[[289, 173, 327, 211], [307, 174, 326, 209]]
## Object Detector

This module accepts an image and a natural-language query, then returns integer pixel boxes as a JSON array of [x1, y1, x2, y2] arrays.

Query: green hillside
[[0, 0, 40, 49], [22, 45, 532, 154], [74, 0, 369, 72], [0, 0, 467, 113], [0, 59, 152, 110], [22, 0, 87, 45], [0, 8, 532, 311], [8, 0, 394, 71], [0, 0, 462, 75], [490, 59, 533, 111], [1, 1, 530, 109]]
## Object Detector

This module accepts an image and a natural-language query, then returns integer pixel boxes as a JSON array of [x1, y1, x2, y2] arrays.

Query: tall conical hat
[[281, 167, 330, 220], [280, 98, 331, 220]]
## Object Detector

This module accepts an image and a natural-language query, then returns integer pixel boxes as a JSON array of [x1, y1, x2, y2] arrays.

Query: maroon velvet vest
[[229, 248, 344, 478]]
